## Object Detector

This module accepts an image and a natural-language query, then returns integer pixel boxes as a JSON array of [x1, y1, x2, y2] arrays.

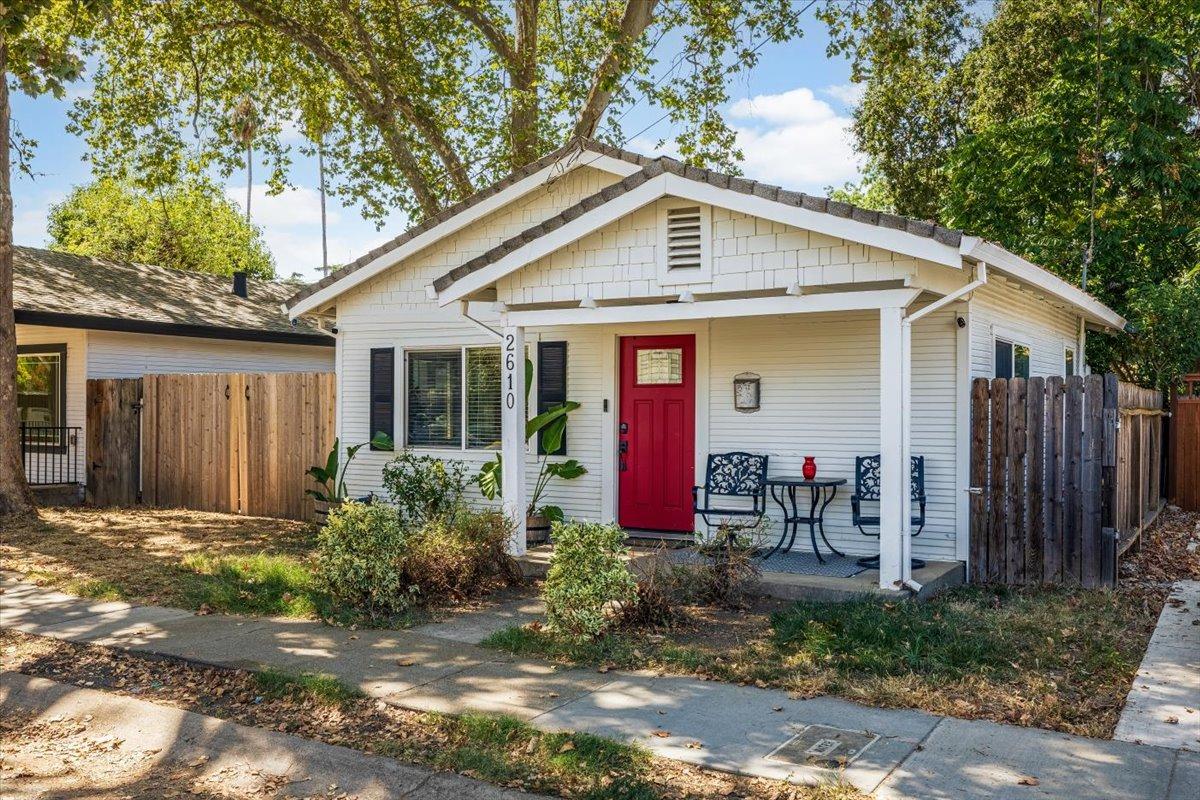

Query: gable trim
[[435, 170, 965, 306], [287, 150, 643, 318]]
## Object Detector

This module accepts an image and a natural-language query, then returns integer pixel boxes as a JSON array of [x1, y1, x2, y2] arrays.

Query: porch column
[[878, 306, 911, 589], [501, 325, 528, 555]]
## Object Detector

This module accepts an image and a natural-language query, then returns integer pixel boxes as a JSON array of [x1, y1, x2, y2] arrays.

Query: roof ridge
[[14, 244, 301, 290]]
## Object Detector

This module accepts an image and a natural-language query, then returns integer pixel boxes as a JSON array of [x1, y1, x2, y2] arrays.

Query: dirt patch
[[1121, 505, 1200, 587], [1, 629, 862, 800]]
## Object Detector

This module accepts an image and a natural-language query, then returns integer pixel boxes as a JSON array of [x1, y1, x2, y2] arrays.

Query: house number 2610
[[504, 333, 518, 409]]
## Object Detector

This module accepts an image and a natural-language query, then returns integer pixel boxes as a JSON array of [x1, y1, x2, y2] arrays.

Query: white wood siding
[[495, 202, 940, 305], [968, 277, 1082, 380], [14, 324, 87, 484], [86, 331, 333, 378]]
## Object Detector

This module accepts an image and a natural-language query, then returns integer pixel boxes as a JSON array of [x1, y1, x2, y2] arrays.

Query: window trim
[[402, 344, 515, 453], [656, 198, 712, 286], [16, 343, 68, 452], [1063, 343, 1078, 377], [993, 336, 1032, 379]]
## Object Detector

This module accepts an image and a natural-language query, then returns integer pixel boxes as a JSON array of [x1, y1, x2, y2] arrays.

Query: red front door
[[618, 335, 696, 532]]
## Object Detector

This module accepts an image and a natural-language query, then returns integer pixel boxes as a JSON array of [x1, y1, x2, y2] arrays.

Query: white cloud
[[225, 184, 334, 228], [11, 188, 64, 247], [822, 82, 866, 109], [727, 86, 861, 191]]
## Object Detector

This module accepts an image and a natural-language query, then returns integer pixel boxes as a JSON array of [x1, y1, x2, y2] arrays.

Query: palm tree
[[230, 94, 260, 223]]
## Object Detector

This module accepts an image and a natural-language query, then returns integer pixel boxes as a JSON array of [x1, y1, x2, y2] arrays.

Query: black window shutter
[[537, 341, 568, 455], [369, 347, 395, 448]]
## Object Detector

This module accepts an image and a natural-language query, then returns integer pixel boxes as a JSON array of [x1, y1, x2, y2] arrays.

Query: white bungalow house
[[285, 139, 1126, 591], [14, 246, 334, 497]]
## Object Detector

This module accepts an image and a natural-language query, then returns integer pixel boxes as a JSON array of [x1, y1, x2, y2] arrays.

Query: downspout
[[898, 263, 989, 594]]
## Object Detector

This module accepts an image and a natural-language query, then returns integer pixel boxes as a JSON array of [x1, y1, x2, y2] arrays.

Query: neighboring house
[[14, 246, 334, 494], [285, 139, 1126, 589]]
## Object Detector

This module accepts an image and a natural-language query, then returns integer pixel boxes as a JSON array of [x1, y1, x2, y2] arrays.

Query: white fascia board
[[965, 240, 1126, 330], [502, 288, 921, 327], [287, 149, 642, 319], [659, 175, 963, 269], [438, 175, 668, 306]]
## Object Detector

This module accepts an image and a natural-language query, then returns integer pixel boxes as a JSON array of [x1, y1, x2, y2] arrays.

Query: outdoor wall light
[[734, 372, 761, 412]]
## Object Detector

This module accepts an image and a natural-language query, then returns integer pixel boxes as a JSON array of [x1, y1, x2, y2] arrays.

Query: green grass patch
[[483, 585, 1160, 736], [254, 667, 365, 706], [179, 552, 327, 617], [63, 578, 128, 601], [418, 710, 657, 799]]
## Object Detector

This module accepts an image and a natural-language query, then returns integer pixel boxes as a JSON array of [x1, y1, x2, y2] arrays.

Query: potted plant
[[476, 360, 586, 544], [307, 432, 393, 524]]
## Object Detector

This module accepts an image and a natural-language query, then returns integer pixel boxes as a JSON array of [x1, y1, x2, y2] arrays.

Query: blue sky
[[10, 18, 861, 283]]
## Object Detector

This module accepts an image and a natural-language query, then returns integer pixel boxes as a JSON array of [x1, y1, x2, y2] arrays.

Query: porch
[[516, 543, 965, 601], [485, 283, 975, 592]]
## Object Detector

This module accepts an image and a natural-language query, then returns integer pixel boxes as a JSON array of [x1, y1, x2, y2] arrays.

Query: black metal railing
[[19, 424, 82, 485]]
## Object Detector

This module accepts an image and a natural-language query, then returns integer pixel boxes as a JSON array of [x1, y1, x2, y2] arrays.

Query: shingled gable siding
[[968, 278, 1082, 380], [334, 165, 623, 510], [14, 324, 88, 485], [493, 202, 935, 305]]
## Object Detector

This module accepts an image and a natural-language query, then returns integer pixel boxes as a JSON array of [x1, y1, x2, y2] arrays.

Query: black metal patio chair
[[851, 454, 927, 570], [692, 452, 769, 536]]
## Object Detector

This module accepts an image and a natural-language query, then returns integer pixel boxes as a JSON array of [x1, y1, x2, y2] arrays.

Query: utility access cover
[[767, 724, 879, 769]]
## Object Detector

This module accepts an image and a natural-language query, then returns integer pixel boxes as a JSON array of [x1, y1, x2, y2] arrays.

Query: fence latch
[[965, 487, 983, 495]]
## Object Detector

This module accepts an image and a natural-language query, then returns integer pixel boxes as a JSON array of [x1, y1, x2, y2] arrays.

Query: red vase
[[802, 456, 817, 480]]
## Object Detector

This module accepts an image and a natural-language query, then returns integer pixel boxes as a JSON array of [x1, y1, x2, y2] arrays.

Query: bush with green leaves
[[317, 500, 413, 616], [382, 450, 467, 526], [542, 521, 637, 641], [401, 509, 521, 600]]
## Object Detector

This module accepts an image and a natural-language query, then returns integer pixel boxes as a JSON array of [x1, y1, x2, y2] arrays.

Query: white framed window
[[404, 346, 502, 451], [1064, 345, 1077, 377], [657, 198, 711, 285], [994, 337, 1031, 379]]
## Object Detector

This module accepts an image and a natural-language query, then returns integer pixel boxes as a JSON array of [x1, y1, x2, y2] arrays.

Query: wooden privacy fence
[[140, 372, 335, 521], [969, 374, 1162, 588]]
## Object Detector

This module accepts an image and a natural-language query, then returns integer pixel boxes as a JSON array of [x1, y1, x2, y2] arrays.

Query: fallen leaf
[[1165, 716, 1179, 725], [397, 659, 415, 667], [651, 730, 671, 738], [685, 741, 703, 749], [1018, 776, 1040, 786], [558, 741, 575, 753]]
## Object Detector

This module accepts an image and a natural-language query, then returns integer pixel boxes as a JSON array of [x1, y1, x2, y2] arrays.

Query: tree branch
[[230, 0, 441, 216], [443, 0, 518, 68], [571, 0, 659, 140]]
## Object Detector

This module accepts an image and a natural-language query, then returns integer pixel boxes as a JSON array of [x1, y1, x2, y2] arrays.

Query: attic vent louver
[[665, 206, 703, 270]]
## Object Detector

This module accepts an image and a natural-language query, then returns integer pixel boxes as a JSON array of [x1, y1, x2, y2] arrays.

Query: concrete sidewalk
[[1115, 581, 1200, 751], [0, 671, 543, 800], [2, 573, 1194, 799]]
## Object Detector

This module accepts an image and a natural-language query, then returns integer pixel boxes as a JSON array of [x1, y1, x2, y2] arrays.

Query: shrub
[[401, 509, 521, 601], [620, 548, 701, 629], [696, 524, 761, 608], [317, 500, 414, 616], [382, 450, 467, 526], [542, 521, 637, 641]]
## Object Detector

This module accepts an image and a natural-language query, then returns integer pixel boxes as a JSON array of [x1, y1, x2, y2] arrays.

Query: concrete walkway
[[2, 573, 1195, 799], [1115, 581, 1200, 751], [0, 671, 543, 800]]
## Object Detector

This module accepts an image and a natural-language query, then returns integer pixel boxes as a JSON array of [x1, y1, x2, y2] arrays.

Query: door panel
[[618, 335, 696, 531]]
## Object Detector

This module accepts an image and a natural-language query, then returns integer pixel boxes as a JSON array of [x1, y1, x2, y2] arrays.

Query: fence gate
[[1170, 373, 1200, 511], [140, 372, 335, 521], [86, 378, 142, 507]]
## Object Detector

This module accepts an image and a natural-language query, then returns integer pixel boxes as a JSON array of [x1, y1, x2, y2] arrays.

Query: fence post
[[1100, 374, 1119, 587]]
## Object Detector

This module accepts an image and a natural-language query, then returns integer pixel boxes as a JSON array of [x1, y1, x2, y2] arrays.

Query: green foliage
[[317, 500, 413, 616], [46, 1, 807, 222], [382, 450, 467, 526], [254, 668, 365, 706], [823, 0, 1200, 390], [179, 551, 324, 618], [317, 502, 518, 616], [306, 433, 392, 503], [476, 358, 586, 521], [46, 178, 275, 278], [542, 521, 636, 641]]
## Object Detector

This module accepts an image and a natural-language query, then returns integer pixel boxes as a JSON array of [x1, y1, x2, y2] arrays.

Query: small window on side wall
[[994, 338, 1031, 379], [1064, 347, 1076, 377]]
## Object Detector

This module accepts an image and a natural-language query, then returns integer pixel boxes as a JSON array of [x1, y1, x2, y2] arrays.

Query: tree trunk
[[509, 0, 540, 169], [245, 143, 253, 223], [318, 140, 328, 275], [0, 36, 37, 519], [571, 0, 659, 140]]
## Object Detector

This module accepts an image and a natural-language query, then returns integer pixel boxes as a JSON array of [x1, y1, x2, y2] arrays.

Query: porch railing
[[20, 424, 82, 486]]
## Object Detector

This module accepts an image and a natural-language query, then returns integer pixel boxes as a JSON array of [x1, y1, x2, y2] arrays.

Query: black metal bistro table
[[763, 476, 847, 562]]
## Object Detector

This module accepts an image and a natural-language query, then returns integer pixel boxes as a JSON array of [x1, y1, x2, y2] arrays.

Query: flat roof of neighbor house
[[14, 246, 333, 347]]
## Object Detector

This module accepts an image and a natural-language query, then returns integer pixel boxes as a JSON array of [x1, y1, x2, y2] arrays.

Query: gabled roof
[[432, 157, 963, 293], [284, 138, 653, 313], [14, 246, 332, 346]]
